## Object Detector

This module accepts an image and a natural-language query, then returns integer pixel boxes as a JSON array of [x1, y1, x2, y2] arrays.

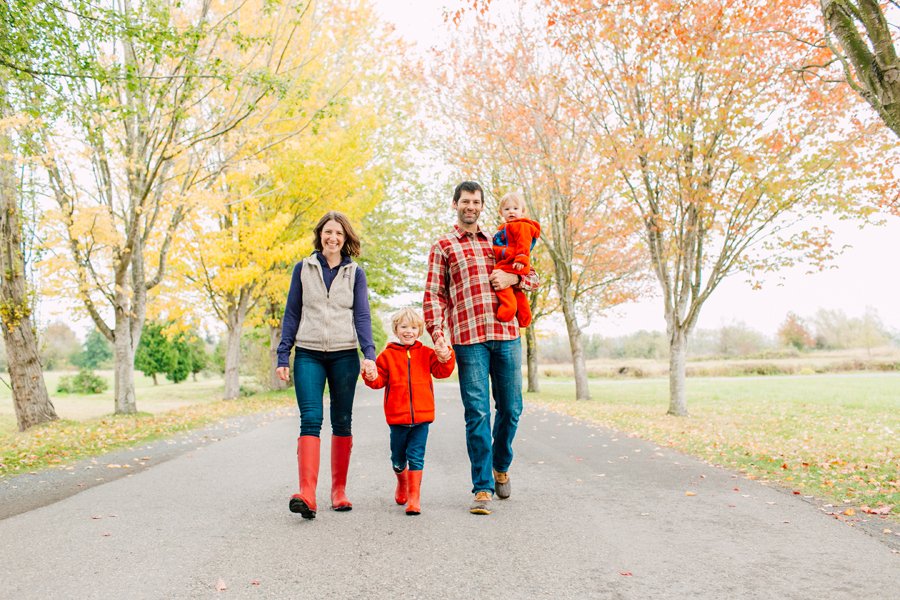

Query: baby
[[491, 191, 541, 327]]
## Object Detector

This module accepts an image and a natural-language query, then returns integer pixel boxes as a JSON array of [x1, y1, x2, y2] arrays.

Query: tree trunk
[[525, 324, 539, 393], [113, 312, 137, 414], [223, 315, 243, 400], [151, 373, 158, 386], [269, 323, 287, 390], [0, 126, 57, 431], [560, 296, 590, 400], [667, 328, 689, 417]]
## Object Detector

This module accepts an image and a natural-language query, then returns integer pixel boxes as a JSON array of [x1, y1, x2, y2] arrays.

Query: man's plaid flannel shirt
[[423, 224, 539, 345]]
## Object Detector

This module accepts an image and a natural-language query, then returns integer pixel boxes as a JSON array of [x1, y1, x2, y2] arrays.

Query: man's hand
[[434, 334, 452, 362], [361, 359, 377, 381], [275, 366, 290, 382], [489, 269, 519, 291]]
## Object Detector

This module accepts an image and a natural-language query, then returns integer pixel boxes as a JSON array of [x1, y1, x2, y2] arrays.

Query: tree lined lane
[[1, 383, 897, 598]]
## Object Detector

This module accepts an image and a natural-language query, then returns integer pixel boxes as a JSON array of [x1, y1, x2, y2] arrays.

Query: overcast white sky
[[374, 0, 900, 336]]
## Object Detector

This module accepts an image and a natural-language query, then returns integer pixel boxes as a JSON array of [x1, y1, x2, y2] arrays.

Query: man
[[423, 181, 539, 515]]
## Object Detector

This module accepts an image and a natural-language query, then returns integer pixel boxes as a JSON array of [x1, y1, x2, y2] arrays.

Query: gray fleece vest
[[295, 256, 358, 352]]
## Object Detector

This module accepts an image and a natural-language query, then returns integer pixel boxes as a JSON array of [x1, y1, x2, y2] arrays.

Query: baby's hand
[[512, 261, 525, 272]]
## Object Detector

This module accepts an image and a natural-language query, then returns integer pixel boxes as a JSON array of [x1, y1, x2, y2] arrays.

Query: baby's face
[[395, 321, 420, 345], [500, 202, 524, 222]]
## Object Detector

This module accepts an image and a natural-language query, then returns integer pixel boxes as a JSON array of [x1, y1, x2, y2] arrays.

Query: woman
[[276, 211, 377, 519]]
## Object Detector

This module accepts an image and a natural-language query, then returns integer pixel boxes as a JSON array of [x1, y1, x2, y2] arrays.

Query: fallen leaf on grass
[[884, 529, 892, 534], [843, 508, 856, 516]]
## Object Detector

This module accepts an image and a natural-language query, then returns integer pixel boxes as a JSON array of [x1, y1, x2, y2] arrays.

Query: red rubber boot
[[406, 470, 423, 515], [330, 435, 353, 511], [289, 436, 320, 519], [394, 468, 409, 505]]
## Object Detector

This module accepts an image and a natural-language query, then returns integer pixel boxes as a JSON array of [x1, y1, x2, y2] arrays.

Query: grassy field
[[0, 371, 235, 437], [527, 373, 900, 519], [536, 347, 900, 379], [0, 370, 296, 478]]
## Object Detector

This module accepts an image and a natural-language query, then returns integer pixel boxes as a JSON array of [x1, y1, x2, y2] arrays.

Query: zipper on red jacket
[[407, 348, 415, 424]]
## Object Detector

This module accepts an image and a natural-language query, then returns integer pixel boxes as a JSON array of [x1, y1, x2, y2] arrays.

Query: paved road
[[1, 382, 897, 599]]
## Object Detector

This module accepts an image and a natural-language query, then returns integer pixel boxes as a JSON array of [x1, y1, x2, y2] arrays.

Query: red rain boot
[[289, 435, 320, 519], [394, 468, 409, 505], [406, 470, 423, 515], [330, 435, 353, 511]]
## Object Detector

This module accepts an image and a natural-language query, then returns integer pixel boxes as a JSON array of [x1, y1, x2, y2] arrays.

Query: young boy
[[492, 191, 541, 327], [363, 308, 455, 515]]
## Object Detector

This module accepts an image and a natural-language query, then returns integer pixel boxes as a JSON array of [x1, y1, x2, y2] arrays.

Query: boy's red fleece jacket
[[364, 340, 456, 425]]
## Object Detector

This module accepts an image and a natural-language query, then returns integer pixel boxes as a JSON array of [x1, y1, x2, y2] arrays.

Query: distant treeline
[[537, 308, 899, 364]]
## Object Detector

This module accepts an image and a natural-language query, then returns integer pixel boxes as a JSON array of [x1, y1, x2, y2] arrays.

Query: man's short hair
[[453, 181, 484, 204]]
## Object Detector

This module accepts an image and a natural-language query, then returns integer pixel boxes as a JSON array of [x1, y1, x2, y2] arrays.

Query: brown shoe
[[494, 469, 511, 500], [469, 491, 492, 515]]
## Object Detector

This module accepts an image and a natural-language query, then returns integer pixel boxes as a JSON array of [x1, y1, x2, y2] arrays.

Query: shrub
[[57, 369, 108, 394]]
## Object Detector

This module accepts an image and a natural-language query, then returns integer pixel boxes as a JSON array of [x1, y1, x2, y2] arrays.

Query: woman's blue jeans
[[389, 423, 430, 471], [453, 338, 523, 494], [293, 348, 359, 437]]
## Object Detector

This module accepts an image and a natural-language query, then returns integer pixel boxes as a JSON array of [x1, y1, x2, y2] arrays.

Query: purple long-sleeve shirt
[[276, 252, 376, 367]]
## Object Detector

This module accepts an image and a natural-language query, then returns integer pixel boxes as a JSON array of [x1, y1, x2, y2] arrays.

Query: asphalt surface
[[1, 382, 898, 599]]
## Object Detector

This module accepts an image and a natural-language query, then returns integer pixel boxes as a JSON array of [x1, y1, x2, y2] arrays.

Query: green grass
[[0, 386, 294, 479], [528, 374, 900, 519]]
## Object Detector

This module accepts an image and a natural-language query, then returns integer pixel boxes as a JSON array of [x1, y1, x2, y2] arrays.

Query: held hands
[[489, 269, 519, 291], [275, 366, 290, 382], [361, 359, 377, 381], [434, 335, 452, 363]]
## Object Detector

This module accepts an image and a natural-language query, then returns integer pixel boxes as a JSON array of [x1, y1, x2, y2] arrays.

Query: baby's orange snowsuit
[[491, 217, 541, 327]]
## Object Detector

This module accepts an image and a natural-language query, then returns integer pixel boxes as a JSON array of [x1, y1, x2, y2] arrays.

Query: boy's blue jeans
[[389, 423, 430, 471], [293, 348, 359, 437], [453, 338, 523, 494]]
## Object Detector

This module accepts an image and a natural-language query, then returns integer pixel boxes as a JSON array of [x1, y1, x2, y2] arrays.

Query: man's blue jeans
[[453, 338, 523, 494], [389, 423, 430, 471], [293, 348, 359, 437]]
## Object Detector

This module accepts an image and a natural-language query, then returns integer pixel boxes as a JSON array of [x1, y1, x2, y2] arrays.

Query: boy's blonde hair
[[498, 191, 526, 213], [391, 307, 425, 338]]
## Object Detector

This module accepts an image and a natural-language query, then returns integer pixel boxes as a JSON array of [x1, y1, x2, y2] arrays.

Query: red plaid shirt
[[424, 224, 539, 346]]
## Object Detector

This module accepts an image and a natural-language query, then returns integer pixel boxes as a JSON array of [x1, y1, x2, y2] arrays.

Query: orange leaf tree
[[433, 7, 646, 400], [548, 0, 894, 414]]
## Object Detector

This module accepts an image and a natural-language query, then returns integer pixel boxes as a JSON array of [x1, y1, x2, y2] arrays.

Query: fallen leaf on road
[[101, 532, 111, 537], [884, 529, 893, 534], [216, 579, 227, 592], [843, 508, 856, 516], [861, 505, 893, 515], [251, 580, 261, 586], [792, 491, 801, 495], [619, 571, 633, 577], [106, 464, 122, 469], [685, 491, 696, 496], [91, 515, 102, 520]]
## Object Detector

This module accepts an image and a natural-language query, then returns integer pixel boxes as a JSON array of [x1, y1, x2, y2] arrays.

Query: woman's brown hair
[[312, 211, 361, 257]]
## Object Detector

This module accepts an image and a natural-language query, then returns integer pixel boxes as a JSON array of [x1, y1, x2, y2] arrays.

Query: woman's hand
[[275, 366, 290, 382], [361, 359, 376, 381]]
